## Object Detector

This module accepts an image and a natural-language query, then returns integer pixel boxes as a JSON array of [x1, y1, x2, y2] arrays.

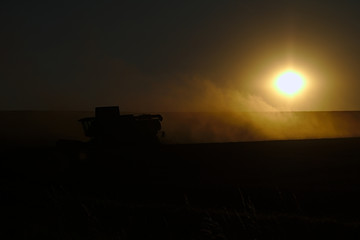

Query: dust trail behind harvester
[[156, 79, 360, 143], [160, 111, 360, 144]]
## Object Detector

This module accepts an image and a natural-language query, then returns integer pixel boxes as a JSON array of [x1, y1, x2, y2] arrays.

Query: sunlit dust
[[275, 70, 305, 96]]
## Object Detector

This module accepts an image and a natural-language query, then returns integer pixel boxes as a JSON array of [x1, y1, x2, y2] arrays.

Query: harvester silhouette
[[79, 106, 163, 145]]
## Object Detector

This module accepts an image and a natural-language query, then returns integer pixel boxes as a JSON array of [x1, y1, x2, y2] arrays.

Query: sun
[[274, 70, 305, 96]]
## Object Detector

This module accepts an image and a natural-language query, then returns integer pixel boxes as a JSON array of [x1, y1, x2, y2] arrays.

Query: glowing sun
[[275, 70, 305, 96]]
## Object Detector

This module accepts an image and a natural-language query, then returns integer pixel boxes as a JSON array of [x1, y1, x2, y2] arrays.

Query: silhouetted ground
[[2, 137, 360, 239]]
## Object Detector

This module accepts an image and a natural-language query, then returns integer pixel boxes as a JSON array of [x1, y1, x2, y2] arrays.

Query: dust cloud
[[154, 78, 360, 143]]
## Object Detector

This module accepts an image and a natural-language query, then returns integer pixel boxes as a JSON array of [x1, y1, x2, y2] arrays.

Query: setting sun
[[275, 70, 305, 96]]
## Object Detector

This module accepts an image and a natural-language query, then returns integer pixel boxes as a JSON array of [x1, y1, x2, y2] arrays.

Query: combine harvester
[[56, 105, 164, 163], [78, 106, 164, 146]]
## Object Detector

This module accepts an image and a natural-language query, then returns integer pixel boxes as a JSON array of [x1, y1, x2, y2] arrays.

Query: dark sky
[[2, 0, 360, 111]]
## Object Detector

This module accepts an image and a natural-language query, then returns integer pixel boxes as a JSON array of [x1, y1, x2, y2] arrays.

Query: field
[[2, 111, 360, 239]]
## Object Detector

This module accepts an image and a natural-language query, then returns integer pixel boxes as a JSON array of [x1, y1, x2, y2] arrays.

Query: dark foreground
[[2, 138, 360, 239]]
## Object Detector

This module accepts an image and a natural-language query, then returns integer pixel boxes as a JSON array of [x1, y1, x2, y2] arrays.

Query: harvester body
[[79, 106, 163, 145]]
